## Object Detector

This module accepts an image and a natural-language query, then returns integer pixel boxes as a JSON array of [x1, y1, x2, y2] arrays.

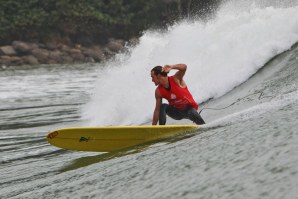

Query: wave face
[[82, 1, 298, 126]]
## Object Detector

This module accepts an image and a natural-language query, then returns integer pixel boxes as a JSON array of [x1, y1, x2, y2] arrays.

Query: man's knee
[[187, 108, 205, 125], [166, 106, 184, 120]]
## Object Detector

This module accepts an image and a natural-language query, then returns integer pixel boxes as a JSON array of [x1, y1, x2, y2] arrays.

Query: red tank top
[[158, 76, 198, 110]]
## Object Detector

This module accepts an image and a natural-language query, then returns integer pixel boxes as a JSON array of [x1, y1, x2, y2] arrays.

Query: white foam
[[82, 3, 298, 126]]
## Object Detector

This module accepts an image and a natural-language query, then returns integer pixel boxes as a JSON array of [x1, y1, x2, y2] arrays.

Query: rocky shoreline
[[0, 38, 137, 68]]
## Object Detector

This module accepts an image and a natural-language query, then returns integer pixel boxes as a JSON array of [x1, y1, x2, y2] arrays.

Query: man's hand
[[162, 65, 172, 73]]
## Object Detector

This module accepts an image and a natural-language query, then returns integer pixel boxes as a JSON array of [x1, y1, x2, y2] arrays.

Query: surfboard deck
[[47, 125, 199, 152]]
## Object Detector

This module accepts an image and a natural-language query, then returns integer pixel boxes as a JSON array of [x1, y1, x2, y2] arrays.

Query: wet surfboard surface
[[47, 125, 199, 152]]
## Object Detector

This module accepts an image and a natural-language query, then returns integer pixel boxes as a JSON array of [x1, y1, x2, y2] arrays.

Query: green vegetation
[[0, 0, 218, 46]]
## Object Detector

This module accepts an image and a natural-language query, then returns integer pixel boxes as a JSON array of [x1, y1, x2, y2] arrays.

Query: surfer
[[151, 64, 205, 125]]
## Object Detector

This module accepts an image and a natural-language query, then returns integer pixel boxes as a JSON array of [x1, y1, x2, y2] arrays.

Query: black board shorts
[[159, 103, 205, 125]]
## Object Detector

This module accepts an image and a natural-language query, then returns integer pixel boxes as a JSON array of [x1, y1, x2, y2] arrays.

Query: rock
[[105, 39, 125, 53], [1, 64, 7, 70], [103, 47, 114, 59], [49, 50, 64, 63], [127, 37, 139, 47], [108, 38, 125, 46], [45, 41, 61, 50], [12, 41, 36, 54], [60, 44, 71, 53], [0, 55, 12, 66], [62, 47, 80, 54], [10, 56, 23, 65], [0, 46, 17, 56], [0, 37, 131, 66], [31, 48, 50, 63], [82, 46, 105, 62], [47, 59, 58, 64], [71, 52, 85, 62], [61, 55, 74, 64], [22, 55, 39, 65], [38, 43, 47, 49], [0, 55, 23, 66], [84, 57, 95, 63], [67, 48, 85, 62], [68, 48, 82, 54]]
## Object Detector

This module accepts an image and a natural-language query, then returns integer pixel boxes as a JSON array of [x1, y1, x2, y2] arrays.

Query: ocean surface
[[1, 1, 298, 198]]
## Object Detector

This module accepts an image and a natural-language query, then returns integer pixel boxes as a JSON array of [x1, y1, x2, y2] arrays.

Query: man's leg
[[159, 104, 204, 125], [186, 108, 205, 125], [159, 104, 168, 125], [166, 105, 185, 120]]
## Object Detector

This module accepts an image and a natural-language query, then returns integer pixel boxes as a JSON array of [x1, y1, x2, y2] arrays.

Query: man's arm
[[152, 89, 162, 125], [163, 64, 187, 87]]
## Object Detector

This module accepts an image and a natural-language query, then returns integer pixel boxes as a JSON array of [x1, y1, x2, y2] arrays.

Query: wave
[[82, 2, 298, 126]]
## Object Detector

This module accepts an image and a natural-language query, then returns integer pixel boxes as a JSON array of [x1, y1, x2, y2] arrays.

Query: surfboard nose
[[47, 131, 58, 139]]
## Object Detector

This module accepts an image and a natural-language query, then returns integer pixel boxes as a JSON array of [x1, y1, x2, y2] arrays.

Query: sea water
[[1, 1, 298, 198]]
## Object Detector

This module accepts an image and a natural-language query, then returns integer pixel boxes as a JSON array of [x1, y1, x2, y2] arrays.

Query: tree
[[0, 0, 219, 46]]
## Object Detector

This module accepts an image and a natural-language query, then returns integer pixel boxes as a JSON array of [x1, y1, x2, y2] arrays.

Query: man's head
[[151, 66, 168, 86]]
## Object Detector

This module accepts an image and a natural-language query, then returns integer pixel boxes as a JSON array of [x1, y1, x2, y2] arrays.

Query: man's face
[[151, 71, 160, 86]]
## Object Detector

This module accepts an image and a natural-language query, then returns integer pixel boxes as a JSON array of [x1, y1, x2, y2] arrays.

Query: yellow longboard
[[47, 125, 199, 152]]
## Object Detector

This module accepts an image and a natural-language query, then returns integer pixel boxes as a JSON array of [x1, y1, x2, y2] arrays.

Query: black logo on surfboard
[[79, 137, 90, 142]]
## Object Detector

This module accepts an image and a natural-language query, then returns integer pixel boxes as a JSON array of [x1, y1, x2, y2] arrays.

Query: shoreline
[[0, 38, 138, 68]]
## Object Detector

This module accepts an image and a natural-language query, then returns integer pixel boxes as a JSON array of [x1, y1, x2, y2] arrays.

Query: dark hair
[[151, 66, 168, 77]]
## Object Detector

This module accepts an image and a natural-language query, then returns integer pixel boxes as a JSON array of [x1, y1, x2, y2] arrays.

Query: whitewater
[[82, 1, 298, 126], [1, 1, 298, 198]]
